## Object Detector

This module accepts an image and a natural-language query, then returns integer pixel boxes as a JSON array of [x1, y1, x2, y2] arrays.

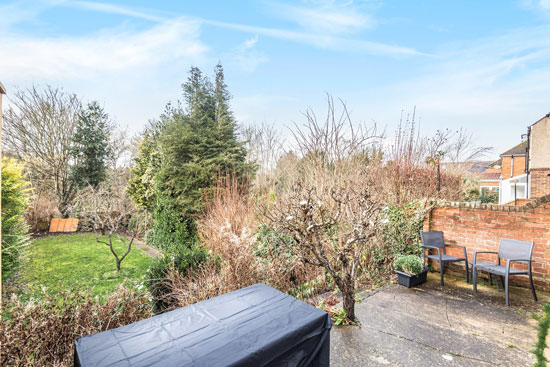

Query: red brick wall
[[423, 196, 550, 290], [531, 168, 550, 199], [502, 155, 526, 180]]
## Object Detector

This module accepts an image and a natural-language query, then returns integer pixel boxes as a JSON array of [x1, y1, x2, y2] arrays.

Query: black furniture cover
[[74, 283, 332, 367]]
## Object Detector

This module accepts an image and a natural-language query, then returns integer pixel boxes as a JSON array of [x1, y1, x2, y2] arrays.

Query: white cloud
[[0, 0, 59, 29], [204, 19, 424, 56], [0, 18, 207, 80], [232, 35, 269, 72], [68, 0, 166, 22], [518, 0, 550, 12], [53, 0, 422, 56], [269, 1, 375, 35]]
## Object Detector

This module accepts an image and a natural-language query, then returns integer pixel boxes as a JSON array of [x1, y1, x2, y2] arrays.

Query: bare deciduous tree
[[385, 108, 493, 203], [109, 128, 132, 169], [426, 127, 493, 164], [3, 86, 81, 217], [241, 122, 284, 188], [263, 96, 384, 322], [72, 170, 138, 272]]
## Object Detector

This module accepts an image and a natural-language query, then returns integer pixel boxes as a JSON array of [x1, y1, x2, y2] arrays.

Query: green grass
[[20, 233, 152, 299]]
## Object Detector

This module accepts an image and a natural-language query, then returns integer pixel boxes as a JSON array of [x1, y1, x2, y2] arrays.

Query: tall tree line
[[127, 63, 253, 254], [3, 86, 117, 217]]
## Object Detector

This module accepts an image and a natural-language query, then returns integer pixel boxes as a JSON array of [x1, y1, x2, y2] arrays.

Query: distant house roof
[[480, 172, 501, 181], [500, 141, 527, 157], [467, 161, 495, 173], [441, 161, 494, 172]]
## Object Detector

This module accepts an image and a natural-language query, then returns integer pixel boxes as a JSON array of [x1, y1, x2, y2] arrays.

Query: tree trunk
[[342, 287, 356, 322], [116, 260, 121, 272]]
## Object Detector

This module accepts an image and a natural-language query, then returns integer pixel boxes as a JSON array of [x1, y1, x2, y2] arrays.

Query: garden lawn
[[21, 233, 152, 299]]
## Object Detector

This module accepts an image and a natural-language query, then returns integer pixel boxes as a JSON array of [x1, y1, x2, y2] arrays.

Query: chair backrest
[[421, 231, 445, 248], [498, 238, 534, 261]]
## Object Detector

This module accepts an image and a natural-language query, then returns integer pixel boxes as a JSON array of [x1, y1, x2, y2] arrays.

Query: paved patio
[[330, 273, 547, 366]]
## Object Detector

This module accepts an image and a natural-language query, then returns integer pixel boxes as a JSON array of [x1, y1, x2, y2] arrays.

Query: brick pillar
[[530, 168, 550, 198]]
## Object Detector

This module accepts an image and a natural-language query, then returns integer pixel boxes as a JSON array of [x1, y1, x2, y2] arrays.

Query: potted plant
[[394, 254, 428, 288]]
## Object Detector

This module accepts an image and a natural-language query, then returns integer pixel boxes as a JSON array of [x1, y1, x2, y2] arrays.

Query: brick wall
[[423, 195, 550, 290], [501, 155, 526, 180], [531, 168, 550, 199]]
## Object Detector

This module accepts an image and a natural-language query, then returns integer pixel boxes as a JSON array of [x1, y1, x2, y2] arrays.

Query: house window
[[480, 186, 499, 195]]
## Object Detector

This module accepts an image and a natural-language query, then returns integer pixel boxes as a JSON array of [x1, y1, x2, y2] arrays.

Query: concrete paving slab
[[330, 273, 540, 366]]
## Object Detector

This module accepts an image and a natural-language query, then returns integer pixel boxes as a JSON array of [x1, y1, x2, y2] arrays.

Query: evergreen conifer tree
[[70, 101, 113, 189]]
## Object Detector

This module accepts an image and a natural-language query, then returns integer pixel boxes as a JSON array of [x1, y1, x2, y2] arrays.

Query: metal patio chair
[[472, 238, 537, 306], [421, 231, 469, 286]]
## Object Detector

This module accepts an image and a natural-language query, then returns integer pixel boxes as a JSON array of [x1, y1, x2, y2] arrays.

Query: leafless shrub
[[71, 169, 138, 271], [0, 285, 152, 367], [24, 187, 60, 232], [199, 177, 323, 291]]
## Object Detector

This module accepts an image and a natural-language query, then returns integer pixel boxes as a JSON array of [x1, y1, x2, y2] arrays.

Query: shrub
[[479, 192, 498, 204], [25, 192, 60, 232], [127, 208, 153, 235], [254, 224, 296, 262], [0, 285, 152, 367], [147, 201, 198, 253], [1, 158, 31, 281], [394, 255, 424, 275], [382, 201, 427, 257], [197, 177, 324, 293], [146, 246, 209, 312], [149, 176, 326, 313]]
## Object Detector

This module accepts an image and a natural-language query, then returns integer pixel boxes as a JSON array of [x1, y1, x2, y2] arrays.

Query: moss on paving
[[20, 233, 152, 300]]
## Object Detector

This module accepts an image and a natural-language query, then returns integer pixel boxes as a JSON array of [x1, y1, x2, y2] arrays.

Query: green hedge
[[1, 158, 30, 281]]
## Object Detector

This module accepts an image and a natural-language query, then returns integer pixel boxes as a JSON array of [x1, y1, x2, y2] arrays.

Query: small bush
[[128, 208, 153, 235], [148, 201, 197, 253], [1, 158, 31, 281], [394, 255, 424, 275], [0, 285, 152, 367], [25, 192, 60, 232], [382, 201, 426, 257], [146, 246, 209, 312], [255, 224, 296, 262], [479, 192, 498, 204]]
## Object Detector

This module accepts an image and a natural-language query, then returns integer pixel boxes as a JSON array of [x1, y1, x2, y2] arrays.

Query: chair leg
[[489, 273, 493, 286], [440, 262, 445, 286], [465, 261, 470, 283], [496, 274, 500, 292], [473, 266, 477, 293], [505, 274, 509, 306], [529, 269, 538, 302]]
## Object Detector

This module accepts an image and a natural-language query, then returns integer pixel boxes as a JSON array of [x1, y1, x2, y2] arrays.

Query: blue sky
[[1, 0, 550, 159]]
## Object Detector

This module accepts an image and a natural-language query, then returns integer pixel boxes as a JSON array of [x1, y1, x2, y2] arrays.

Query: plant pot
[[394, 267, 428, 288]]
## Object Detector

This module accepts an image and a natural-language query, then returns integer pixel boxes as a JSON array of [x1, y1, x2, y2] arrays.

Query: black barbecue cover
[[74, 283, 332, 367]]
